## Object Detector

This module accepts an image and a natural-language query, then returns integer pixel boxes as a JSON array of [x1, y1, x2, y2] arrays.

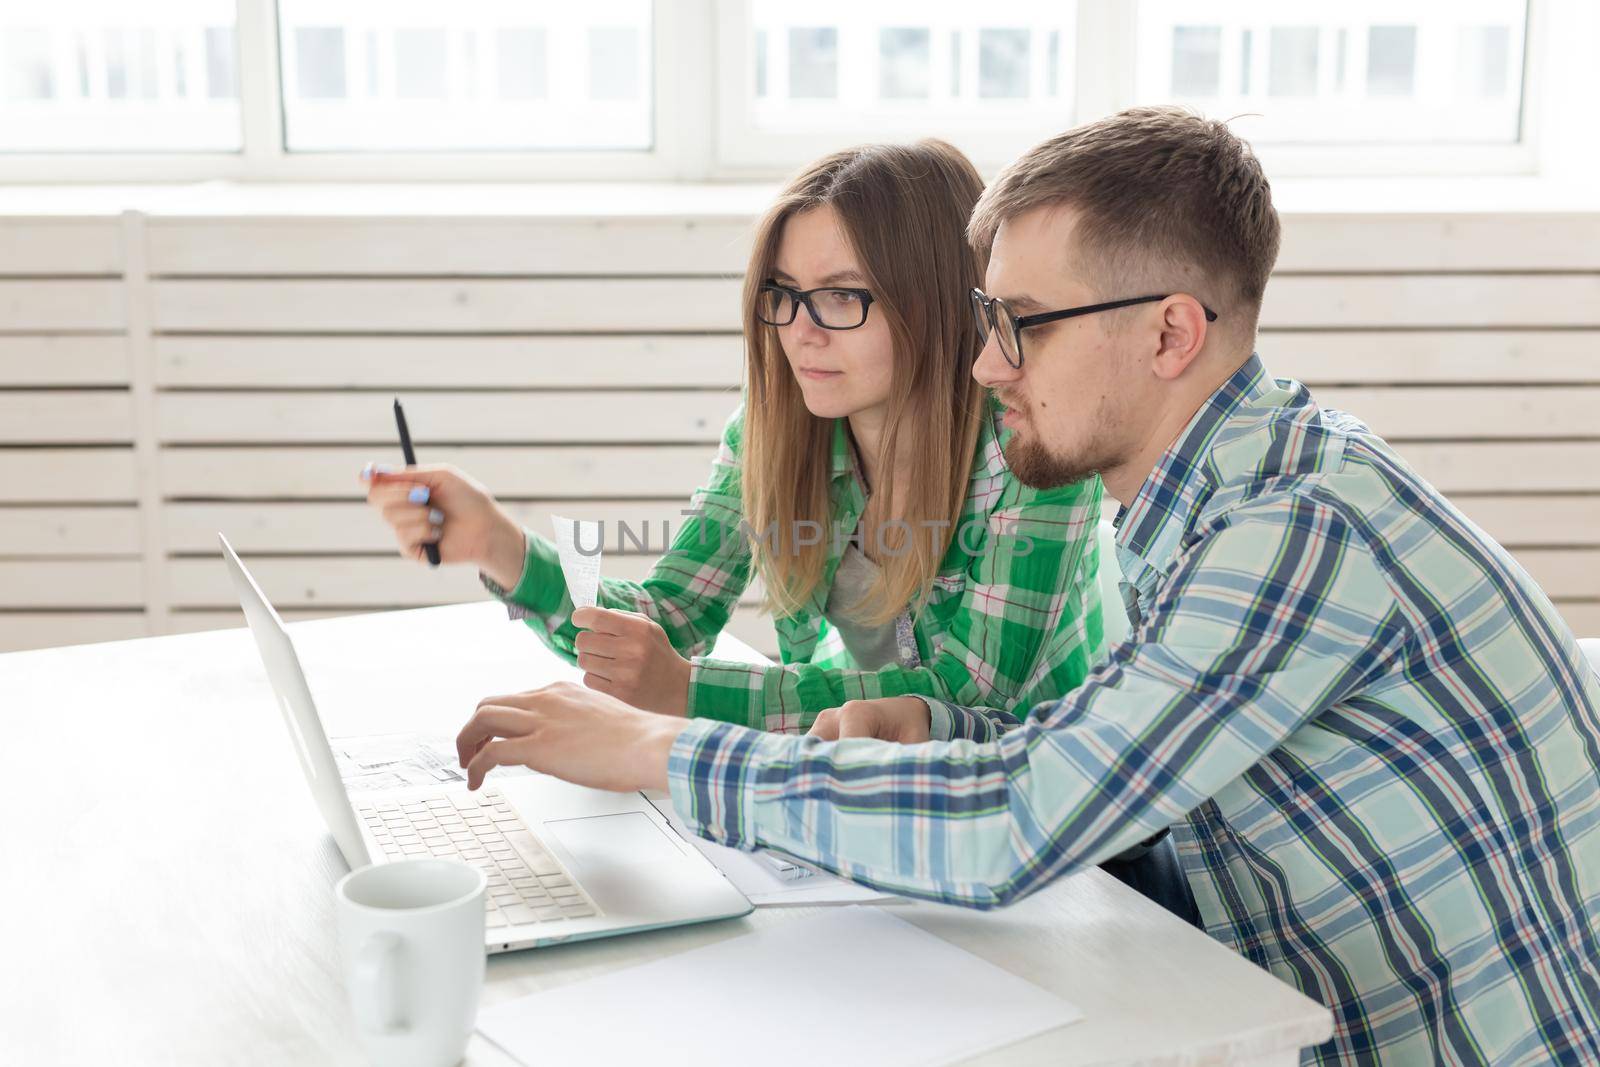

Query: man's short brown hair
[[970, 106, 1281, 328]]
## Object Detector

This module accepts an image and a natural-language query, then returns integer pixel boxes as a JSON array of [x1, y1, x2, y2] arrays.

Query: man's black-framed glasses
[[971, 288, 1219, 369], [757, 280, 876, 330]]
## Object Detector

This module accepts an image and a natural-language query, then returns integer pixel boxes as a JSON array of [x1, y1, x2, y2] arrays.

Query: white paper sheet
[[648, 794, 895, 906], [477, 907, 1082, 1067], [550, 514, 603, 609]]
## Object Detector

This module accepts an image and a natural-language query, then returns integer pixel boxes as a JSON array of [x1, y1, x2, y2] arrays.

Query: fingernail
[[428, 507, 445, 525], [359, 462, 373, 481], [408, 486, 431, 505]]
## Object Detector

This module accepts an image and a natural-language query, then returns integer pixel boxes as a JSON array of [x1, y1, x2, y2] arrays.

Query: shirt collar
[[829, 417, 857, 480], [973, 393, 1010, 481], [1114, 353, 1270, 577]]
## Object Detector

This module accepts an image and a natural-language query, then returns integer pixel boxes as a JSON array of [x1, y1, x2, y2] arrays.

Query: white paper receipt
[[550, 514, 603, 609]]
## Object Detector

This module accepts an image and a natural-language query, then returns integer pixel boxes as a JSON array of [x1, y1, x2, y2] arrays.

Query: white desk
[[0, 602, 1332, 1065]]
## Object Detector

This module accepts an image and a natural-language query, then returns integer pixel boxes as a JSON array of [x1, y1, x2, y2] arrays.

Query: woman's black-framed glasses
[[971, 288, 1219, 369], [757, 280, 876, 330]]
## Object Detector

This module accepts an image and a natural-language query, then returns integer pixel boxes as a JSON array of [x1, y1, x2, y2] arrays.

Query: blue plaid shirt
[[665, 355, 1600, 1066]]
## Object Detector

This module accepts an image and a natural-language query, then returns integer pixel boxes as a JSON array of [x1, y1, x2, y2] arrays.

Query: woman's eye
[[825, 290, 857, 306]]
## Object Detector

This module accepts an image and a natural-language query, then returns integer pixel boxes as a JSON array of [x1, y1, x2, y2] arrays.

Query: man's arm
[[664, 497, 1403, 907]]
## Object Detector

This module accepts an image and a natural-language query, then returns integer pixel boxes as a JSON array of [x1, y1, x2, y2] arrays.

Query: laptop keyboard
[[356, 788, 601, 928]]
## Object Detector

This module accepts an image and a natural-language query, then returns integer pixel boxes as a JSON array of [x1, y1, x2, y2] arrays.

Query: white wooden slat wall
[[0, 218, 144, 650], [2, 202, 1599, 658]]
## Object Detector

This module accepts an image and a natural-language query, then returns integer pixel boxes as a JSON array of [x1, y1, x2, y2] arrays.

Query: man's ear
[[1150, 295, 1211, 382]]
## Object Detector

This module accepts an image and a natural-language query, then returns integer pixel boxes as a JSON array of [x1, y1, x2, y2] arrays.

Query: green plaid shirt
[[490, 401, 1106, 731]]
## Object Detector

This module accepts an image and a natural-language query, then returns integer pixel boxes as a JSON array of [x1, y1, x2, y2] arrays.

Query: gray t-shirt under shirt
[[823, 544, 920, 670]]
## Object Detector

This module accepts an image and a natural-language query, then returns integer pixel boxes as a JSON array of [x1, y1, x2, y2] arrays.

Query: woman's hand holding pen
[[362, 453, 692, 716], [360, 463, 527, 588], [570, 606, 692, 717]]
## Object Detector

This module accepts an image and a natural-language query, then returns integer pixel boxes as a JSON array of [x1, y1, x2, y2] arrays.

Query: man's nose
[[972, 332, 1020, 388]]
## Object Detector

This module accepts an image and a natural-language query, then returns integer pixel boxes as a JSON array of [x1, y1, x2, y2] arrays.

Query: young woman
[[363, 141, 1107, 732]]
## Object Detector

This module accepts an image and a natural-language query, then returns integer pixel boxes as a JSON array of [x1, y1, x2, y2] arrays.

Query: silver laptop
[[220, 534, 752, 952]]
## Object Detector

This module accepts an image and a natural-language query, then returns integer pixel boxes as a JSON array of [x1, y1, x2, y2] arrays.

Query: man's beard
[[1000, 391, 1121, 489], [1005, 431, 1108, 489]]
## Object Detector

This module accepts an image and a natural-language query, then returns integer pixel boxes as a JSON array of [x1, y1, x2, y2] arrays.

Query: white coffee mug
[[335, 859, 488, 1067]]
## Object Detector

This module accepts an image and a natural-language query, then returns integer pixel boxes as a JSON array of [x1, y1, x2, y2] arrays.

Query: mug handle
[[353, 931, 406, 1034]]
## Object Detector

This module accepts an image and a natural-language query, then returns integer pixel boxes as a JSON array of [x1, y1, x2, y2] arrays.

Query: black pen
[[393, 398, 440, 567]]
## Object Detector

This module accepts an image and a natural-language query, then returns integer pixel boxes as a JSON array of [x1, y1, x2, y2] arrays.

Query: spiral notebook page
[[477, 907, 1082, 1067]]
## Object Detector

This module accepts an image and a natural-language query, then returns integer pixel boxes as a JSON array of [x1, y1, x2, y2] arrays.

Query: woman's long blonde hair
[[742, 141, 989, 625]]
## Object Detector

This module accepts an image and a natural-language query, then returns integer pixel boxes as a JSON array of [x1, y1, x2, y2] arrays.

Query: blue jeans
[[1100, 833, 1201, 927]]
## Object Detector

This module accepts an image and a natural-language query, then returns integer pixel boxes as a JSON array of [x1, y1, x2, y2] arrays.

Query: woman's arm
[[685, 474, 1107, 731], [487, 407, 754, 663]]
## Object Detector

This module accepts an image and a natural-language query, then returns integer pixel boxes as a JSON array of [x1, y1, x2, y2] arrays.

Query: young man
[[453, 109, 1600, 1065]]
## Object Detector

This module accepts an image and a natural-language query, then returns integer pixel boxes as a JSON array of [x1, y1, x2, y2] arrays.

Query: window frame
[[0, 0, 1573, 183], [710, 0, 1089, 174], [0, 0, 714, 182]]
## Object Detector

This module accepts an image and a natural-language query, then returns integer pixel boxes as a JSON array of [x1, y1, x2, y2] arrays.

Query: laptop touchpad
[[543, 812, 694, 910]]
